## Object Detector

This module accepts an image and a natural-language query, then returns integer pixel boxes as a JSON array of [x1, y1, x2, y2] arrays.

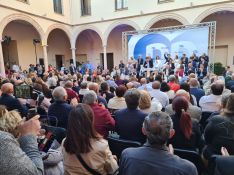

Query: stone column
[[42, 45, 48, 72], [0, 41, 5, 77], [103, 45, 107, 70], [71, 47, 76, 67]]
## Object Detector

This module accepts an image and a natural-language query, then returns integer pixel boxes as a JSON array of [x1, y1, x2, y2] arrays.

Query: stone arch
[[193, 4, 234, 24], [71, 25, 103, 48], [144, 13, 190, 29], [103, 20, 141, 46], [0, 13, 44, 39], [45, 24, 72, 46]]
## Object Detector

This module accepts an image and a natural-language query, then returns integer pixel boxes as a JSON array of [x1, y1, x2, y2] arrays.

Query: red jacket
[[168, 82, 180, 93], [66, 88, 79, 102], [90, 104, 115, 138]]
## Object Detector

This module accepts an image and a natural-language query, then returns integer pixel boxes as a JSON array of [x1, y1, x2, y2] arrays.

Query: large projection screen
[[123, 22, 216, 70]]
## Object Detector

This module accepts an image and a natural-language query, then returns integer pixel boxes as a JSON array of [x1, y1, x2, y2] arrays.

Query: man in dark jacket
[[119, 111, 198, 175], [48, 86, 72, 128], [0, 83, 27, 117], [115, 89, 147, 144]]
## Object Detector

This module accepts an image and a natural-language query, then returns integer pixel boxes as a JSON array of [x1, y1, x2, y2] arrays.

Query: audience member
[[100, 82, 114, 103], [189, 78, 205, 106], [168, 96, 203, 150], [64, 81, 79, 103], [149, 81, 169, 108], [199, 82, 224, 112], [48, 86, 72, 128], [0, 83, 27, 117], [160, 81, 175, 100], [108, 85, 127, 110], [0, 106, 43, 175], [115, 89, 147, 143], [119, 111, 198, 175], [137, 78, 152, 91], [203, 94, 234, 160], [168, 75, 180, 92], [165, 90, 202, 121], [83, 91, 115, 138], [62, 104, 118, 175], [139, 90, 162, 114], [88, 82, 108, 107]]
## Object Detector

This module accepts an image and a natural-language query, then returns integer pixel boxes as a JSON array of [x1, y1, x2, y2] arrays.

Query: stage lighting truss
[[122, 21, 216, 73]]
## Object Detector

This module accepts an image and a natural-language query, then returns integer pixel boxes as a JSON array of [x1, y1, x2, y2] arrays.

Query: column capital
[[103, 45, 107, 48], [42, 44, 48, 47], [70, 47, 76, 50]]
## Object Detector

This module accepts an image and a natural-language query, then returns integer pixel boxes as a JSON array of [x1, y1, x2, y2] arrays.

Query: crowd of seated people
[[0, 62, 234, 175]]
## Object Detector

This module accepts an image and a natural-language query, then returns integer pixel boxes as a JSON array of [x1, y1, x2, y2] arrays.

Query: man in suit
[[119, 111, 198, 175], [115, 89, 147, 144], [143, 57, 153, 68], [119, 60, 125, 74], [137, 55, 144, 73], [0, 83, 27, 117], [69, 63, 76, 75]]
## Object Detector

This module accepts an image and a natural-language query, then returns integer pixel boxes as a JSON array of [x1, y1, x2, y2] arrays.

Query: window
[[53, 0, 63, 14], [115, 0, 128, 10], [158, 0, 174, 4], [16, 0, 29, 3], [81, 0, 91, 16]]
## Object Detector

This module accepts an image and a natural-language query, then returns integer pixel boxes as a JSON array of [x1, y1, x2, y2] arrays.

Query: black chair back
[[107, 136, 141, 159], [174, 148, 204, 175], [213, 136, 234, 155]]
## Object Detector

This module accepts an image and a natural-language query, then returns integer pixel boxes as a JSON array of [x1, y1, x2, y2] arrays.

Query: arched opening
[[149, 19, 182, 29], [106, 24, 135, 69], [2, 20, 43, 71], [201, 11, 234, 68], [47, 29, 71, 69], [75, 29, 103, 68]]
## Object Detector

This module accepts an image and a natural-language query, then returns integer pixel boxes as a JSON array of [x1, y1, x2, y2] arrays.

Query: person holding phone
[[0, 106, 44, 175]]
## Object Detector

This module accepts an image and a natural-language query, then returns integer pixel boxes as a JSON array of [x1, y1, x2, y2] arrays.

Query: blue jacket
[[115, 108, 147, 144], [190, 87, 205, 106], [48, 101, 73, 129], [0, 94, 27, 117]]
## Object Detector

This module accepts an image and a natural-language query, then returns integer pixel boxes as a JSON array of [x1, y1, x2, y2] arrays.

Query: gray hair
[[143, 111, 173, 145], [83, 90, 97, 105], [168, 75, 176, 82], [52, 86, 67, 101]]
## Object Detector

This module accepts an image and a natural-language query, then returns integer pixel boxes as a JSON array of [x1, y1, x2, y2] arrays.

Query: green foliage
[[214, 62, 225, 76]]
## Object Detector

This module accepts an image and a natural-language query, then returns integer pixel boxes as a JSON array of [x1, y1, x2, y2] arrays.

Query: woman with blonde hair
[[139, 90, 162, 114], [0, 105, 44, 174]]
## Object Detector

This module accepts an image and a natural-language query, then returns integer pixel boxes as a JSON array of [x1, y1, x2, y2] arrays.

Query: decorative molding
[[144, 13, 190, 29], [0, 13, 44, 39], [103, 19, 141, 46]]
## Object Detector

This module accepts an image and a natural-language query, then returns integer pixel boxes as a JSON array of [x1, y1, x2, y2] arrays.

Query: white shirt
[[108, 97, 126, 110], [140, 101, 162, 114], [199, 94, 222, 112], [149, 89, 169, 108]]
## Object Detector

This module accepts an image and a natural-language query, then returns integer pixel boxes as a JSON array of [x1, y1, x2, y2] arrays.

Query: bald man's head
[[88, 82, 99, 93], [1, 83, 14, 95], [152, 81, 161, 90], [140, 78, 147, 85], [126, 82, 134, 89]]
